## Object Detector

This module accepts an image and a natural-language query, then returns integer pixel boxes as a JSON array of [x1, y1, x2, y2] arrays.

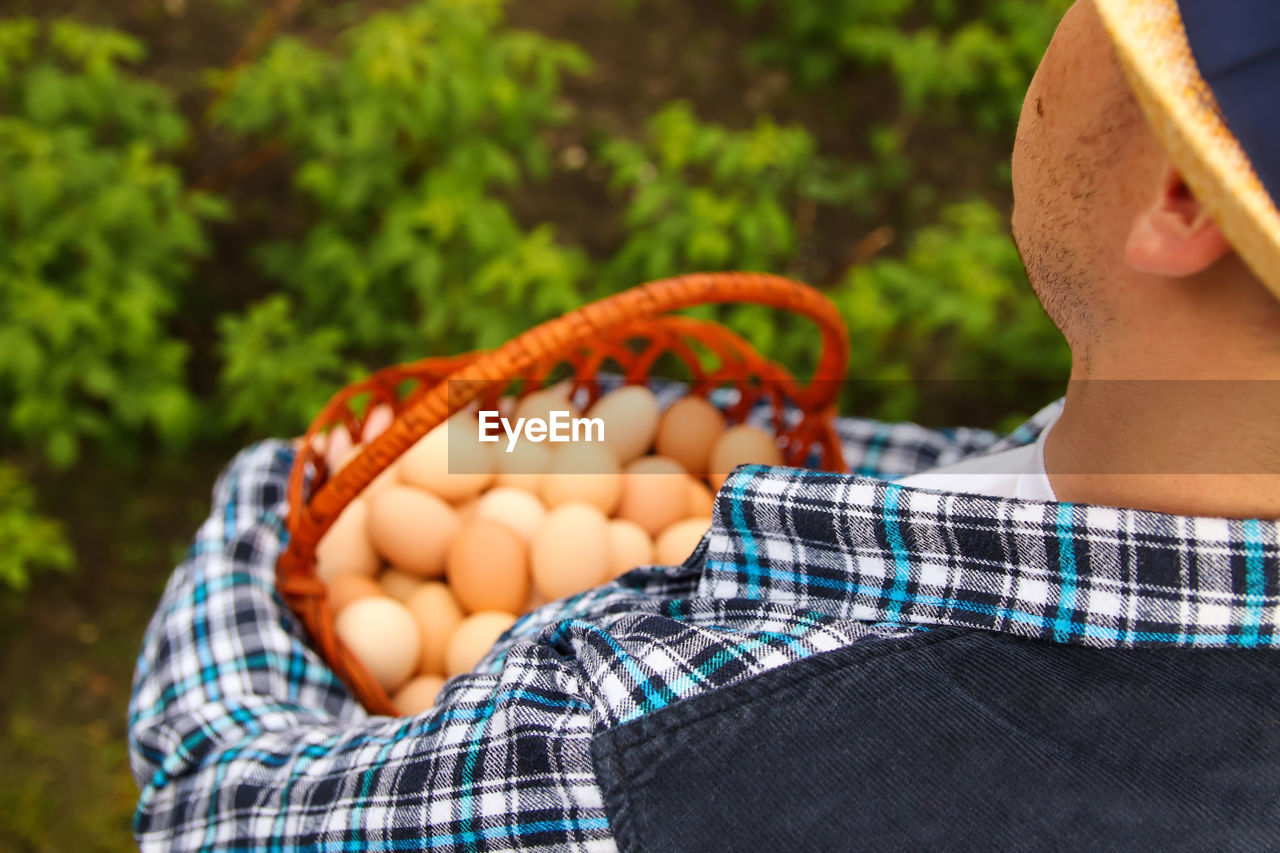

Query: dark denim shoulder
[[592, 627, 1280, 853]]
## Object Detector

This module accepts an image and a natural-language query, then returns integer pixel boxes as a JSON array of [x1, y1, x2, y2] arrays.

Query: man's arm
[[127, 441, 612, 851]]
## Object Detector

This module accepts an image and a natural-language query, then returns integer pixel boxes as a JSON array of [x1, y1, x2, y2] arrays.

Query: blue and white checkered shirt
[[128, 400, 1280, 851]]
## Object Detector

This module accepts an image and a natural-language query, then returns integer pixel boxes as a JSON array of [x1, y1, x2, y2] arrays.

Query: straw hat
[[1093, 0, 1280, 296]]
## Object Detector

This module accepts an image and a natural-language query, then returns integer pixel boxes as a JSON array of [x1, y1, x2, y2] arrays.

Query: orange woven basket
[[277, 272, 851, 714]]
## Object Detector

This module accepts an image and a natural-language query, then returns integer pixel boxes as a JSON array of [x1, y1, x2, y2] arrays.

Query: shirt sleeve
[[127, 441, 613, 852]]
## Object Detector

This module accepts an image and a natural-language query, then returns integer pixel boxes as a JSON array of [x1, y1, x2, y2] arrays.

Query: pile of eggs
[[311, 385, 783, 715]]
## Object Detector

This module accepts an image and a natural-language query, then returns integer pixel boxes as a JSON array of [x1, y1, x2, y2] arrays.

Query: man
[[129, 1, 1280, 850]]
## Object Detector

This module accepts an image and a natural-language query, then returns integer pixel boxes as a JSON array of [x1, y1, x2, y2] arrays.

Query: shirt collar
[[697, 459, 1280, 650]]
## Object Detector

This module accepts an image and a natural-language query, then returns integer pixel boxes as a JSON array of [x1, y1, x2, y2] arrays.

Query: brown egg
[[446, 520, 530, 614], [539, 443, 622, 514], [380, 567, 423, 602], [587, 385, 660, 464], [686, 477, 716, 517], [326, 574, 383, 616], [656, 396, 726, 476], [405, 582, 464, 676], [515, 389, 580, 424], [655, 517, 712, 564], [367, 486, 460, 578], [607, 518, 655, 578], [474, 487, 547, 542], [615, 456, 690, 535], [400, 414, 496, 503], [531, 502, 610, 600], [334, 596, 421, 691], [316, 500, 380, 582], [708, 425, 784, 490], [445, 611, 518, 677], [494, 440, 553, 493], [393, 674, 447, 715]]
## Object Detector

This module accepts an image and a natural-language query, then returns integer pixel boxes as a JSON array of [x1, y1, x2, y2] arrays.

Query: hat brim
[[1094, 0, 1280, 297]]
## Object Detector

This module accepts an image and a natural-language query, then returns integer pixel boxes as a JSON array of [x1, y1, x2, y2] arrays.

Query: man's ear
[[1125, 163, 1232, 276]]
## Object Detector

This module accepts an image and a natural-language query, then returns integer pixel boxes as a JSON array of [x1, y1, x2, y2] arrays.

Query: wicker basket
[[277, 272, 850, 714]]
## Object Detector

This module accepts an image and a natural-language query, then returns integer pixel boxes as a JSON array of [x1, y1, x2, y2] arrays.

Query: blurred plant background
[[0, 0, 1069, 848]]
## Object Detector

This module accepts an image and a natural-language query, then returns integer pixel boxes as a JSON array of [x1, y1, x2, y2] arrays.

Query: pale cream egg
[[531, 502, 610, 600], [539, 443, 622, 514], [587, 385, 660, 464], [334, 596, 421, 692], [493, 440, 553, 493], [474, 487, 547, 542]]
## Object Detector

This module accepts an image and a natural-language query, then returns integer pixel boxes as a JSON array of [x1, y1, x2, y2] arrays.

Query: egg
[[325, 425, 355, 473], [446, 520, 530, 614], [380, 567, 423, 602], [334, 596, 421, 691], [366, 462, 402, 501], [539, 443, 622, 514], [494, 440, 553, 493], [615, 456, 690, 535], [686, 477, 715, 517], [655, 517, 712, 564], [708, 425, 784, 490], [587, 385, 660, 464], [655, 396, 726, 475], [367, 486, 460, 577], [445, 610, 518, 677], [515, 389, 580, 424], [316, 500, 380, 582], [400, 414, 496, 503], [474, 487, 547, 542], [363, 403, 395, 443], [455, 498, 479, 526], [325, 573, 383, 616], [607, 518, 654, 578], [333, 442, 364, 474], [405, 582, 464, 676], [393, 674, 447, 715], [531, 502, 610, 600]]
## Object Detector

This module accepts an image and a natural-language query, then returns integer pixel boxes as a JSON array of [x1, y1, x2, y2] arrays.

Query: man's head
[[1011, 0, 1280, 378]]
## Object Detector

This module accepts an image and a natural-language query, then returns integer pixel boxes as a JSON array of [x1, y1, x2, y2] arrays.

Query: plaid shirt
[[128, 399, 1280, 851]]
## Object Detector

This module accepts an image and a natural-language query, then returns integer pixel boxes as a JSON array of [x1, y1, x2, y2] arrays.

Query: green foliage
[[0, 464, 74, 597], [212, 0, 592, 435], [733, 0, 1069, 132], [0, 18, 223, 467], [835, 200, 1069, 419], [600, 102, 818, 282]]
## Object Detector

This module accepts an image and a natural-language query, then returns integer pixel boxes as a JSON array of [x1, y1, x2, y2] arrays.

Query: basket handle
[[288, 272, 848, 558]]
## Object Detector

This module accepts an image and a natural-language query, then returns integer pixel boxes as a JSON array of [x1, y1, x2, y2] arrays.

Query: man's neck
[[1045, 375, 1280, 518]]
